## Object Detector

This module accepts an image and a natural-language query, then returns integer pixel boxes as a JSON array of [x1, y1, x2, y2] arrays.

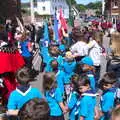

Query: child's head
[[18, 98, 50, 120], [81, 56, 94, 72], [71, 74, 79, 91], [65, 51, 74, 62], [99, 72, 116, 90], [16, 67, 32, 85], [50, 60, 58, 71], [77, 74, 90, 93], [61, 39, 66, 45], [49, 45, 60, 57], [43, 72, 57, 91], [112, 106, 120, 120]]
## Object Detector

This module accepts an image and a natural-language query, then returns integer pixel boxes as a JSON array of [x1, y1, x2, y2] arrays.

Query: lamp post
[[30, 0, 35, 23], [69, 0, 74, 27], [102, 0, 105, 15]]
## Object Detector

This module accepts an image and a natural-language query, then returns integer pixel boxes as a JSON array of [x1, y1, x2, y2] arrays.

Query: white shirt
[[70, 41, 88, 57], [87, 40, 102, 66]]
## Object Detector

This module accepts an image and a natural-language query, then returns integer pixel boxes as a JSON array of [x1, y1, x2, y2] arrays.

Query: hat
[[81, 56, 93, 66], [65, 51, 73, 58]]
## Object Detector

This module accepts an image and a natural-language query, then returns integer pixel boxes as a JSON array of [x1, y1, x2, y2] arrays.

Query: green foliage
[[86, 1, 102, 10], [66, 0, 76, 6], [77, 4, 87, 12], [95, 10, 102, 16]]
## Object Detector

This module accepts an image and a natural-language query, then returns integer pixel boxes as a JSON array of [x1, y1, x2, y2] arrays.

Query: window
[[42, 6, 46, 11], [112, 0, 118, 8]]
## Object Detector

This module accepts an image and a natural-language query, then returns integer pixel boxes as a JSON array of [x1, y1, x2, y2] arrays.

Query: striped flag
[[53, 14, 59, 42]]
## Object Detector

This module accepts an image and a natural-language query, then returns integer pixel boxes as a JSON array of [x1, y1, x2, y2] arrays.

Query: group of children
[[6, 64, 120, 120]]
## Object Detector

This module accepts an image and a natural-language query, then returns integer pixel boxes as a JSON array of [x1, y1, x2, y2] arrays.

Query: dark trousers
[[94, 66, 101, 86], [23, 56, 32, 69]]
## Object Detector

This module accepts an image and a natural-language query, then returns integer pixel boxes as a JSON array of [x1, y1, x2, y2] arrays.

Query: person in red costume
[[0, 27, 25, 105]]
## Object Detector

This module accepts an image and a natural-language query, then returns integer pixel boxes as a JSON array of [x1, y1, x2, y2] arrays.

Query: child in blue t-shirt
[[67, 74, 97, 120], [43, 72, 67, 120], [7, 67, 42, 116], [78, 74, 97, 120], [62, 51, 76, 97], [99, 72, 117, 120], [80, 56, 96, 91], [50, 60, 65, 95], [66, 74, 80, 120], [45, 45, 63, 72]]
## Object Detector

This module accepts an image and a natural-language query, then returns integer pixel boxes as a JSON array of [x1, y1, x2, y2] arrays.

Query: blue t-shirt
[[64, 72, 74, 84], [62, 60, 76, 84], [100, 88, 116, 120], [62, 60, 76, 74], [56, 70, 65, 95], [79, 93, 96, 120], [45, 88, 63, 116], [20, 40, 32, 57], [68, 91, 80, 120], [7, 87, 42, 110], [45, 55, 63, 72]]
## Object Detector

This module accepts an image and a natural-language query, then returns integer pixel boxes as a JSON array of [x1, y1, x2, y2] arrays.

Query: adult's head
[[18, 98, 50, 120]]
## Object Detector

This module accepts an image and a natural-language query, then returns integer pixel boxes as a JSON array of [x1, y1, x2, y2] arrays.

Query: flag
[[43, 21, 50, 43], [59, 8, 67, 30], [58, 8, 68, 41], [16, 17, 25, 33], [53, 14, 59, 42]]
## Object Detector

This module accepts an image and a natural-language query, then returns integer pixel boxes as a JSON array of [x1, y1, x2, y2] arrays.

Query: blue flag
[[43, 22, 50, 43], [53, 15, 59, 42]]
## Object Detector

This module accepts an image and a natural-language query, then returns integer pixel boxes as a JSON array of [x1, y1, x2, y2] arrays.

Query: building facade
[[104, 0, 120, 22], [35, 0, 69, 18]]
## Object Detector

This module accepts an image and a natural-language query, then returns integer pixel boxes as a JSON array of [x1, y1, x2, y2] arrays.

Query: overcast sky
[[21, 0, 100, 5]]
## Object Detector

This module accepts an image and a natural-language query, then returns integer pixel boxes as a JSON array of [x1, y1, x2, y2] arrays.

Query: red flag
[[58, 8, 68, 41], [59, 8, 67, 30]]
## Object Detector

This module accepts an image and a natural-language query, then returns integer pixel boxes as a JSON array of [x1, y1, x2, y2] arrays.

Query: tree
[[77, 4, 87, 12], [86, 1, 102, 10], [66, 0, 76, 6]]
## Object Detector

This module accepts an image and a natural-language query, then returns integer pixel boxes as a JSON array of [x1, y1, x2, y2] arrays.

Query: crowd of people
[[0, 16, 120, 120]]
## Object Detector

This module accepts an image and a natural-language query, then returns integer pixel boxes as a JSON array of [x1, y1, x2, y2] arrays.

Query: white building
[[35, 0, 69, 18]]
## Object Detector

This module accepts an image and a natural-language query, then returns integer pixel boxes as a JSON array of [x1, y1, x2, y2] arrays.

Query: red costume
[[0, 46, 25, 103]]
